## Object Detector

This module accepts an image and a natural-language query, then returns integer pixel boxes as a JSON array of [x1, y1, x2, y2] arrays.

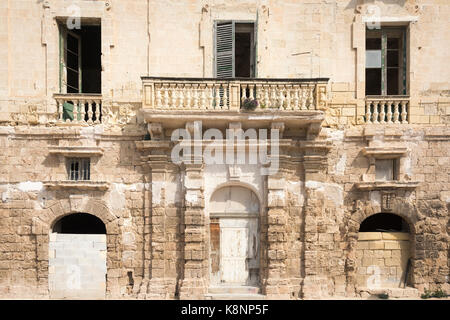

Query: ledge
[[44, 181, 109, 191], [142, 110, 325, 129], [362, 146, 408, 159], [354, 181, 419, 191], [48, 146, 104, 157]]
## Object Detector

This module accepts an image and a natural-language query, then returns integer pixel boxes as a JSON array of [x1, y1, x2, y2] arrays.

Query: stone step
[[208, 286, 260, 294], [358, 286, 420, 299], [205, 293, 266, 300]]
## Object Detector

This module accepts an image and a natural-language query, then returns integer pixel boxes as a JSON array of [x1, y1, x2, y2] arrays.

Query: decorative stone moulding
[[354, 181, 420, 191], [48, 146, 104, 157], [44, 181, 110, 191], [362, 146, 408, 159]]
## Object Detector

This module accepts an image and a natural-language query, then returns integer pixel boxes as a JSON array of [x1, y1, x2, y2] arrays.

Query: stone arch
[[348, 198, 419, 235], [345, 199, 421, 293], [209, 181, 263, 210], [31, 197, 121, 298]]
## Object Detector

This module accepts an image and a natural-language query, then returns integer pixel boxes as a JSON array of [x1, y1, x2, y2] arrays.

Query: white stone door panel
[[49, 233, 107, 299], [220, 226, 249, 284]]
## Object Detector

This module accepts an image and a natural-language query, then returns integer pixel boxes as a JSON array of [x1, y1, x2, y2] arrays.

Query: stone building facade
[[0, 0, 448, 299]]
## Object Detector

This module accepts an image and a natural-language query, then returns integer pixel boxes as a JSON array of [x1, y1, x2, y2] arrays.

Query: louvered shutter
[[215, 21, 234, 78]]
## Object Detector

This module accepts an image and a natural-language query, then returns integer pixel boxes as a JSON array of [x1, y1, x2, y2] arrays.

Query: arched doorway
[[209, 186, 260, 287], [49, 213, 107, 299], [356, 212, 412, 289]]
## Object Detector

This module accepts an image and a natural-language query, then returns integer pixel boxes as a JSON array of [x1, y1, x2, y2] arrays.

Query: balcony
[[143, 77, 328, 111], [54, 93, 102, 125], [141, 77, 328, 132], [365, 96, 410, 124]]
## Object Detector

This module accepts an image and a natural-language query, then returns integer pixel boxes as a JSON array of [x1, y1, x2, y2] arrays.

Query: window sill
[[48, 146, 104, 157], [44, 181, 109, 191], [362, 146, 408, 159], [354, 181, 419, 191]]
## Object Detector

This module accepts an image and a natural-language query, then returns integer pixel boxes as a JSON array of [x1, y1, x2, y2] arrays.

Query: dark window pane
[[366, 68, 381, 95], [67, 69, 79, 92], [235, 32, 251, 77], [366, 37, 381, 50], [387, 68, 399, 95], [387, 37, 399, 49], [387, 50, 399, 67], [67, 51, 79, 70], [67, 34, 79, 53]]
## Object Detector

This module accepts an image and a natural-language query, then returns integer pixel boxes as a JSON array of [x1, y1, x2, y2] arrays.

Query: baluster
[[285, 85, 292, 110], [278, 86, 284, 109], [223, 84, 229, 109], [393, 101, 400, 123], [176, 83, 185, 109], [307, 85, 314, 110], [185, 85, 191, 109], [379, 101, 386, 123], [401, 101, 408, 124], [79, 100, 86, 122], [293, 86, 299, 110], [214, 84, 220, 109], [94, 100, 100, 123], [171, 85, 177, 109], [200, 85, 206, 109], [263, 86, 270, 108], [207, 84, 214, 109], [270, 86, 277, 108], [156, 86, 162, 108], [241, 84, 247, 103], [163, 85, 170, 107], [255, 84, 262, 106], [386, 101, 393, 123], [373, 101, 379, 123], [57, 99, 63, 121], [71, 99, 79, 123], [193, 85, 199, 109], [365, 101, 372, 123], [249, 85, 255, 100], [300, 85, 307, 110], [87, 100, 93, 123]]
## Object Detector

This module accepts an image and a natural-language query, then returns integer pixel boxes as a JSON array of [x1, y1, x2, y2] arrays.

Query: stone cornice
[[48, 146, 104, 157], [43, 181, 110, 191], [354, 181, 420, 191]]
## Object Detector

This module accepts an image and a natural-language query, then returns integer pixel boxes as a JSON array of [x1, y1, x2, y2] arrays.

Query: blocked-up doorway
[[356, 213, 412, 289], [209, 186, 260, 287], [49, 213, 107, 299]]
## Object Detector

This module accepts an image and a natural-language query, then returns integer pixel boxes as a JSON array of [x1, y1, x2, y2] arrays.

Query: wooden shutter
[[60, 27, 82, 94], [215, 21, 234, 78]]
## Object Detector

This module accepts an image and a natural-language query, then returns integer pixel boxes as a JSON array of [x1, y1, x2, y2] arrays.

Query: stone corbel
[[148, 122, 164, 140], [306, 122, 322, 139]]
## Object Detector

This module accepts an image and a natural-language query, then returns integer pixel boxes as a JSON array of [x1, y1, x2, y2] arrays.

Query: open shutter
[[215, 21, 234, 78]]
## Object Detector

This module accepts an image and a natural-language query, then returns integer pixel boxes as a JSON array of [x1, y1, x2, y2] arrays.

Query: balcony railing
[[365, 96, 409, 124], [54, 93, 102, 124], [142, 77, 328, 112]]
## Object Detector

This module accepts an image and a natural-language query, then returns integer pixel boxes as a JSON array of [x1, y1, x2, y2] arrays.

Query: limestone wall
[[356, 232, 411, 288]]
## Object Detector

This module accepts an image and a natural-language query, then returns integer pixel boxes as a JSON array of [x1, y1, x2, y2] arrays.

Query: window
[[366, 27, 407, 95], [59, 21, 102, 121], [67, 158, 91, 181], [214, 21, 256, 78], [59, 22, 101, 94], [375, 159, 398, 181]]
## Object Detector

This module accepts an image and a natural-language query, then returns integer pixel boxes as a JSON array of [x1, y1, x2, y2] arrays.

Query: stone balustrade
[[54, 93, 102, 124], [365, 96, 409, 124], [142, 77, 328, 111]]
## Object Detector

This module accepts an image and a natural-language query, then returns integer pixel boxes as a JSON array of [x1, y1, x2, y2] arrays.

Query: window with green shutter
[[214, 21, 256, 78]]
